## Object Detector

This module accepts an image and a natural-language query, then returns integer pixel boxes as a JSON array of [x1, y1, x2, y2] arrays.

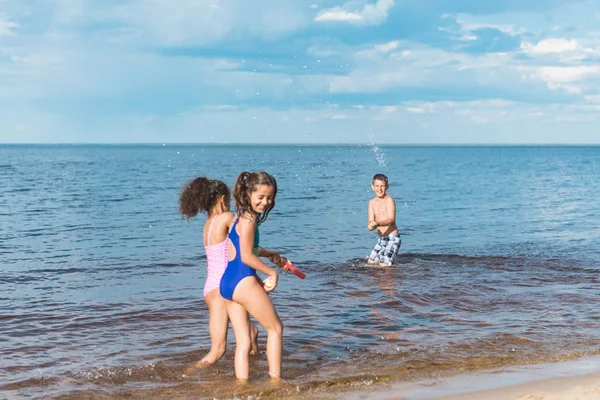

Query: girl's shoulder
[[220, 211, 235, 220], [237, 211, 258, 226], [216, 211, 235, 226]]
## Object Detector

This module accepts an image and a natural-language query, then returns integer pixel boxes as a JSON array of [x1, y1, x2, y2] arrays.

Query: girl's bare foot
[[250, 324, 259, 355], [269, 371, 281, 384], [184, 360, 211, 375]]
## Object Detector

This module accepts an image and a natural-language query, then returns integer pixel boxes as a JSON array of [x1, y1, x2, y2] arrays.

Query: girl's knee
[[236, 334, 252, 351], [236, 339, 251, 354], [267, 319, 283, 336]]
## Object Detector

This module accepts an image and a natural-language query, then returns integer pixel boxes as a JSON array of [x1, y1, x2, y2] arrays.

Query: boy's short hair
[[372, 174, 389, 186]]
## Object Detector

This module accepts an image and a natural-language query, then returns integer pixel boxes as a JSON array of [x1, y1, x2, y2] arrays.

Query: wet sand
[[346, 356, 600, 400], [426, 372, 600, 400]]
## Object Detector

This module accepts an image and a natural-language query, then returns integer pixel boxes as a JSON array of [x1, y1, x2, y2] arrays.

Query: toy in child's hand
[[282, 258, 306, 280], [263, 277, 275, 290], [369, 221, 377, 230]]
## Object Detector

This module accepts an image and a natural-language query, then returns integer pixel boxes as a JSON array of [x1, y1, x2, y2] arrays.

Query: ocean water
[[1, 144, 599, 399]]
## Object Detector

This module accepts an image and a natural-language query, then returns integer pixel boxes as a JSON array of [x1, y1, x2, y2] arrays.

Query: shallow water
[[1, 145, 599, 399]]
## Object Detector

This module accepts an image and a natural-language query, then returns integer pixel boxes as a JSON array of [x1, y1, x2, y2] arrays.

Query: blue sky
[[1, 0, 600, 144]]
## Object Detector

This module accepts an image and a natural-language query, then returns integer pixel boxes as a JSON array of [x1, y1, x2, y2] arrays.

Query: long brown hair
[[233, 171, 277, 224], [179, 177, 230, 219]]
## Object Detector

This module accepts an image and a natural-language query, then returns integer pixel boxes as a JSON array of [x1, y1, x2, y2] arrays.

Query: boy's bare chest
[[372, 200, 389, 216]]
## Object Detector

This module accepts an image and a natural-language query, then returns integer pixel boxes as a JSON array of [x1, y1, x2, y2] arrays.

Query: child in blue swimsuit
[[220, 171, 287, 382]]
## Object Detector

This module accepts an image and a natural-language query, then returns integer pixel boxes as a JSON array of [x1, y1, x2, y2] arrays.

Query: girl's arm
[[257, 246, 284, 265], [222, 212, 235, 233], [257, 246, 275, 258], [211, 212, 235, 244], [238, 216, 279, 279]]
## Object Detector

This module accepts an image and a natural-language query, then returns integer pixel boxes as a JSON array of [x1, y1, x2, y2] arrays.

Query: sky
[[1, 0, 600, 144]]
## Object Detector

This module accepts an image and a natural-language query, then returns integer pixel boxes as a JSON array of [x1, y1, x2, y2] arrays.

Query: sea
[[1, 144, 599, 399]]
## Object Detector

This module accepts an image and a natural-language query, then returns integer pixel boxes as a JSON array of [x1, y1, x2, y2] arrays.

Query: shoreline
[[346, 356, 600, 400]]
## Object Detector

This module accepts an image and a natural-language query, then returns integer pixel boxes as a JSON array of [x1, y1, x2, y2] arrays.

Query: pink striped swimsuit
[[203, 215, 229, 297]]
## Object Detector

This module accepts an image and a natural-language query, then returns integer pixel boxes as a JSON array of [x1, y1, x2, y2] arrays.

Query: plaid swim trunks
[[368, 233, 401, 266]]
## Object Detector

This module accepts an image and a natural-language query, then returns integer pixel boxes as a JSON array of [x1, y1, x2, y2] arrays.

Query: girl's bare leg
[[226, 300, 252, 381], [250, 322, 259, 355], [185, 289, 228, 374], [233, 277, 283, 381]]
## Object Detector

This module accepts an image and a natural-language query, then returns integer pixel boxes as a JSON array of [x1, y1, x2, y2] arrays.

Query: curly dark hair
[[233, 171, 277, 225], [179, 177, 230, 219]]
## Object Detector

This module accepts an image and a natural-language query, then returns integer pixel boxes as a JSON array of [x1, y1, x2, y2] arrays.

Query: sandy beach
[[427, 372, 600, 400], [347, 356, 600, 400]]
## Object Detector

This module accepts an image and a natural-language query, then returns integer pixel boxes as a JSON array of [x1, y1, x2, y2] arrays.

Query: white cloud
[[521, 38, 580, 54], [328, 114, 352, 120], [521, 38, 596, 62], [518, 65, 600, 93], [10, 55, 29, 64], [328, 43, 519, 94], [374, 40, 401, 53], [379, 105, 397, 113], [208, 105, 239, 111], [2, 96, 599, 144], [2, 1, 312, 47], [404, 99, 513, 112], [584, 94, 600, 103], [51, 0, 87, 24], [353, 40, 404, 59], [461, 22, 522, 36], [107, 0, 312, 46], [315, 0, 394, 26], [448, 15, 524, 43], [533, 66, 600, 82], [470, 115, 489, 124], [0, 14, 18, 36], [3, 0, 600, 144]]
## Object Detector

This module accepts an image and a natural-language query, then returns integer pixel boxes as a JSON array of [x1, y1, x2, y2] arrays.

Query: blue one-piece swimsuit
[[220, 218, 258, 301]]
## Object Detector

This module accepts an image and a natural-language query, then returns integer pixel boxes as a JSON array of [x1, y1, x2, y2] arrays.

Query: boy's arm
[[375, 197, 396, 226], [367, 199, 376, 230]]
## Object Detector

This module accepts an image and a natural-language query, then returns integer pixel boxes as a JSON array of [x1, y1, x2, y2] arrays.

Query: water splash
[[367, 132, 387, 168], [371, 144, 387, 167]]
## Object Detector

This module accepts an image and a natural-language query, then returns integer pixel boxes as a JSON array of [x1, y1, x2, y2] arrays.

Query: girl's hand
[[263, 272, 279, 292], [268, 252, 283, 267], [270, 253, 291, 272]]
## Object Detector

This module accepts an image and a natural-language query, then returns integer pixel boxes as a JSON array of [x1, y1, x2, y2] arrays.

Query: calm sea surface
[[1, 145, 599, 399]]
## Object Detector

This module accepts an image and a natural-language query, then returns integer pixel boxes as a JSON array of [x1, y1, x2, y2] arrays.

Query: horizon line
[[2, 142, 600, 147]]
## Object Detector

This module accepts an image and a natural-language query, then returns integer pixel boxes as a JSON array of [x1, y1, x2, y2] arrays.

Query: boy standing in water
[[367, 174, 401, 266]]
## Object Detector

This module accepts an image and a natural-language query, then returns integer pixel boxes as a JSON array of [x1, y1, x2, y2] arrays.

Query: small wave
[[19, 261, 198, 276], [103, 197, 130, 203], [0, 376, 59, 391], [72, 362, 187, 385], [286, 196, 319, 200], [8, 187, 33, 193]]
